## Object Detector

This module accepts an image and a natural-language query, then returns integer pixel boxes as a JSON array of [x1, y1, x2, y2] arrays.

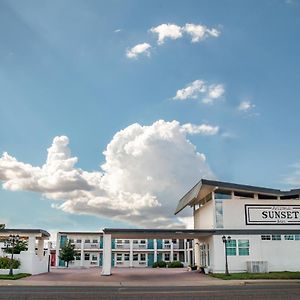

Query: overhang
[[0, 228, 50, 238]]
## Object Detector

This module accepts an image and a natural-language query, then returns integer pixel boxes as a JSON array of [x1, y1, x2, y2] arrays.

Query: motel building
[[56, 231, 194, 268], [100, 179, 300, 275]]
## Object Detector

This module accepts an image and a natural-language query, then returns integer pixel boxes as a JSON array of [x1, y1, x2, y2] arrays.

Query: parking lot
[[19, 267, 217, 286]]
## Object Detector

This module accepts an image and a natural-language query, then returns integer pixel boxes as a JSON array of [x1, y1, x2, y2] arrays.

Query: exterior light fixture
[[222, 235, 231, 276]]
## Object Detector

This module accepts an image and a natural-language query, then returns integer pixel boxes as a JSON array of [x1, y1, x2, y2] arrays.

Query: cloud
[[126, 43, 151, 59], [282, 163, 300, 187], [150, 23, 220, 45], [114, 29, 122, 33], [0, 120, 216, 228], [173, 80, 225, 104], [238, 100, 255, 112], [181, 123, 219, 135], [183, 23, 220, 43], [150, 24, 183, 45]]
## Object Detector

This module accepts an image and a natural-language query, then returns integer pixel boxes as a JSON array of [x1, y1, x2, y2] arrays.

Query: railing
[[84, 243, 100, 249], [116, 244, 130, 249]]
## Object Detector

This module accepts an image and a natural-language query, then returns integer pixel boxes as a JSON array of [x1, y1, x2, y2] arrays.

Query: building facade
[[56, 232, 193, 268], [175, 179, 300, 273]]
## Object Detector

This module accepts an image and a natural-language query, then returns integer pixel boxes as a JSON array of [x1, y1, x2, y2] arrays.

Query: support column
[[170, 242, 174, 262], [194, 238, 201, 268], [37, 239, 44, 257], [28, 235, 36, 254], [101, 234, 112, 276], [80, 240, 84, 267], [184, 239, 187, 264], [129, 240, 133, 268], [154, 239, 157, 262]]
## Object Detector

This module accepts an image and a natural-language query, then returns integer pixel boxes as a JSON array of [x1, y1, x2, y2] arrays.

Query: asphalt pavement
[[0, 284, 300, 300]]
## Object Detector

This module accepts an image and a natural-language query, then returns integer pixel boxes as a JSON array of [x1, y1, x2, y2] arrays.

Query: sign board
[[245, 205, 300, 225]]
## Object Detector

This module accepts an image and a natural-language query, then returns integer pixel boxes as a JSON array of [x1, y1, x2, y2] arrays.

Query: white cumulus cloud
[[0, 120, 216, 228], [150, 23, 183, 45], [183, 23, 220, 43], [126, 43, 151, 59], [173, 80, 225, 104], [150, 23, 220, 45], [238, 100, 255, 112]]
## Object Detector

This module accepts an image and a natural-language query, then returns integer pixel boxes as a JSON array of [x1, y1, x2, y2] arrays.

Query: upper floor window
[[92, 239, 98, 243], [76, 239, 82, 244], [85, 239, 90, 243]]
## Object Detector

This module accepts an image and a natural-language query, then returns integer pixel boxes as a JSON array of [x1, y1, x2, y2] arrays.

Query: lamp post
[[222, 235, 231, 276], [6, 234, 20, 276]]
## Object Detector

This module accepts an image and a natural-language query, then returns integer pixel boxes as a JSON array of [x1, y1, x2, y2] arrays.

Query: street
[[1, 284, 300, 300]]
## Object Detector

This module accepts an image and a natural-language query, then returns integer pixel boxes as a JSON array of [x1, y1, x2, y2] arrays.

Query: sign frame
[[245, 204, 300, 225]]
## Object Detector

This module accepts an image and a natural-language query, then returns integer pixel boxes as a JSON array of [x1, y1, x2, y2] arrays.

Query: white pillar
[[184, 239, 187, 264], [80, 240, 84, 267], [28, 235, 36, 254], [55, 233, 60, 267], [129, 240, 133, 268], [170, 242, 174, 262], [194, 238, 201, 268], [101, 234, 112, 276], [37, 239, 44, 257], [154, 239, 157, 262]]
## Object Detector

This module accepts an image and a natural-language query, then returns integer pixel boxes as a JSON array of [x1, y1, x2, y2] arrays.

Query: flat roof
[[175, 179, 300, 215], [0, 229, 50, 238], [58, 231, 102, 235], [103, 228, 300, 238]]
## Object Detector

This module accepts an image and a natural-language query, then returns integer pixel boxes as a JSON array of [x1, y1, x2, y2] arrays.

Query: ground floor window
[[92, 254, 98, 261], [84, 253, 90, 260], [140, 253, 146, 261], [284, 235, 295, 240], [173, 253, 178, 261], [133, 253, 138, 261], [124, 253, 130, 261], [295, 235, 300, 240], [164, 253, 170, 261], [271, 235, 281, 240], [116, 253, 122, 261], [226, 240, 236, 256], [238, 240, 249, 256], [75, 253, 81, 260], [261, 235, 271, 240]]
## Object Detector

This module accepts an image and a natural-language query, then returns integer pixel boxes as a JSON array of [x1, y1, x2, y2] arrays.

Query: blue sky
[[0, 0, 300, 234]]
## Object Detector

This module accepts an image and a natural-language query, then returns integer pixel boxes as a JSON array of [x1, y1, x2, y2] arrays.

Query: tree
[[59, 240, 77, 267], [0, 224, 5, 230], [5, 240, 28, 254]]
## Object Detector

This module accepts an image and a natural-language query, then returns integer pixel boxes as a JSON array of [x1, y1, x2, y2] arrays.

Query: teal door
[[148, 253, 154, 266], [157, 239, 162, 249], [99, 253, 103, 267]]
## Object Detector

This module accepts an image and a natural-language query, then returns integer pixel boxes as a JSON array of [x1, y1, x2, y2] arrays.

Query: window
[[92, 239, 98, 243], [92, 255, 98, 261], [172, 239, 177, 244], [76, 239, 82, 243], [295, 235, 300, 240], [85, 239, 90, 243], [140, 253, 146, 261], [133, 254, 138, 261], [272, 235, 281, 240], [164, 253, 170, 261], [284, 235, 295, 240], [69, 239, 74, 243], [124, 253, 130, 261], [75, 254, 81, 260], [116, 240, 123, 244], [140, 240, 146, 244], [226, 240, 236, 256], [133, 240, 138, 244], [214, 191, 231, 200], [116, 254, 122, 261], [261, 235, 271, 240], [84, 253, 90, 261], [238, 240, 249, 256], [124, 240, 130, 244], [164, 240, 170, 244], [173, 253, 178, 261]]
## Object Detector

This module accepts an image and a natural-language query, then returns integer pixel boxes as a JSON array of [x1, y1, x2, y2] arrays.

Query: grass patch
[[0, 273, 31, 280], [211, 271, 300, 280]]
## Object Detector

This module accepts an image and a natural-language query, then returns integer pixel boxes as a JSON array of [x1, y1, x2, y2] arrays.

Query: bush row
[[0, 257, 21, 269], [152, 260, 184, 268]]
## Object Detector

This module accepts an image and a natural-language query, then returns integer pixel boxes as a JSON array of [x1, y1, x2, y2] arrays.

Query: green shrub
[[0, 257, 21, 269], [167, 261, 184, 268], [152, 260, 167, 268]]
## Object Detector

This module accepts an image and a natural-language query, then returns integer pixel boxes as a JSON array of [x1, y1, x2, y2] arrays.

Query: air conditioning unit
[[246, 261, 268, 273]]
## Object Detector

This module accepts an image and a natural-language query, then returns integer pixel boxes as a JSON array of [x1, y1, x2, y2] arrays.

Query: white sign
[[245, 205, 300, 225]]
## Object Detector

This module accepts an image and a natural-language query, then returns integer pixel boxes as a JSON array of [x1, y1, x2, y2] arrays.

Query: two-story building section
[[175, 179, 300, 273], [56, 232, 192, 268]]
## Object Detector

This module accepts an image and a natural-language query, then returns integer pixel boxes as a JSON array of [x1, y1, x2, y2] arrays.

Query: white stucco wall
[[211, 234, 300, 273], [194, 201, 214, 229]]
